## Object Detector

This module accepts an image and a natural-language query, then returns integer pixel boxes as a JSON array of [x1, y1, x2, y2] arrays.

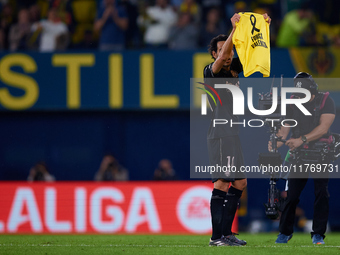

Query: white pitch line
[[0, 244, 340, 248], [0, 244, 201, 248]]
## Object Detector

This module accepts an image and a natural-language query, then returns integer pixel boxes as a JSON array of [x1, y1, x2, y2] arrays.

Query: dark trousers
[[279, 177, 329, 237]]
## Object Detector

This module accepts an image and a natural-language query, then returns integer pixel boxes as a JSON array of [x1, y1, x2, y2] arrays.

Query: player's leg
[[221, 178, 247, 245], [208, 138, 231, 246], [222, 178, 246, 236], [278, 178, 307, 241], [208, 136, 245, 246], [311, 178, 329, 244], [221, 135, 247, 245], [209, 179, 229, 246]]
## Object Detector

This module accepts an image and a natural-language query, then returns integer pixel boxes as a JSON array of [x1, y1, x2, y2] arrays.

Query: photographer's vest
[[285, 92, 340, 165], [291, 92, 330, 139]]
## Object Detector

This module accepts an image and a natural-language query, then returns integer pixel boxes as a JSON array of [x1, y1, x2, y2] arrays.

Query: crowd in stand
[[1, 0, 340, 51], [27, 155, 178, 181]]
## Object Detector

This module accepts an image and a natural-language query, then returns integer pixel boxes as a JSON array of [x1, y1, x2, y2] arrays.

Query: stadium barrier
[[0, 181, 238, 234]]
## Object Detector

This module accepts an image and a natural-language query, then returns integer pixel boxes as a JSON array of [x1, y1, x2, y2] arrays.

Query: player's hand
[[263, 13, 271, 25], [268, 141, 272, 151], [112, 7, 119, 20], [103, 6, 113, 20], [268, 140, 284, 151], [231, 13, 241, 29], [285, 138, 303, 151]]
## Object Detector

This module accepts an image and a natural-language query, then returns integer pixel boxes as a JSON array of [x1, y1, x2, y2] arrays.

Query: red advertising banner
[[0, 181, 238, 234]]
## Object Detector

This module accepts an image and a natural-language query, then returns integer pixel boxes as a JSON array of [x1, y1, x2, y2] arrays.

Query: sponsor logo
[[176, 186, 211, 233], [197, 83, 312, 121]]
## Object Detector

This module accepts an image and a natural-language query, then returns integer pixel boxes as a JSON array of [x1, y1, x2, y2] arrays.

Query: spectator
[[317, 0, 340, 26], [94, 0, 128, 51], [199, 8, 226, 48], [0, 3, 15, 50], [153, 159, 178, 180], [333, 35, 340, 48], [27, 162, 55, 182], [94, 154, 129, 181], [77, 29, 97, 49], [29, 4, 41, 23], [31, 8, 69, 52], [223, 1, 247, 26], [138, 0, 177, 48], [9, 9, 31, 51], [171, 0, 182, 10], [66, 0, 96, 49], [254, 1, 281, 20], [121, 0, 140, 48], [200, 0, 223, 23], [276, 4, 316, 47], [0, 28, 5, 50], [47, 0, 73, 33], [169, 13, 198, 50], [179, 0, 201, 23], [16, 0, 37, 9]]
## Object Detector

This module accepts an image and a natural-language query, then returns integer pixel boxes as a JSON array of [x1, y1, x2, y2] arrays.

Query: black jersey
[[203, 57, 243, 139], [286, 94, 336, 138]]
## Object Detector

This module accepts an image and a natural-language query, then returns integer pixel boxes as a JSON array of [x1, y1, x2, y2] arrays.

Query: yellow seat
[[316, 22, 332, 45], [331, 24, 340, 37], [36, 0, 49, 19], [71, 0, 97, 24], [71, 24, 89, 44]]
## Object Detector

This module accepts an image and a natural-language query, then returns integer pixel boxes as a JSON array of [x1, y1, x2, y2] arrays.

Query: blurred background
[[1, 0, 340, 234]]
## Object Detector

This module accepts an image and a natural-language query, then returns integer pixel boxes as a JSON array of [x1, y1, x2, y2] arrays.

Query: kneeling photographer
[[268, 72, 336, 245]]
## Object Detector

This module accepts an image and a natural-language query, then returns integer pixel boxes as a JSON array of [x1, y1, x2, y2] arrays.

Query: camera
[[289, 134, 340, 164], [257, 76, 285, 219], [263, 178, 284, 219], [259, 151, 285, 219]]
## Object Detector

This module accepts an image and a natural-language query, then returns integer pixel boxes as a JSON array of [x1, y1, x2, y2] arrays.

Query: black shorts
[[208, 135, 246, 182]]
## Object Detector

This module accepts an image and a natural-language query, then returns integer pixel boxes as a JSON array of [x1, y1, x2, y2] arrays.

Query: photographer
[[153, 159, 178, 180], [94, 154, 129, 181], [27, 162, 55, 182], [268, 72, 335, 245]]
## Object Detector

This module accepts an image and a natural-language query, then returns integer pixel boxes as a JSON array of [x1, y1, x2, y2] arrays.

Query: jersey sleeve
[[321, 96, 336, 115], [203, 64, 214, 78]]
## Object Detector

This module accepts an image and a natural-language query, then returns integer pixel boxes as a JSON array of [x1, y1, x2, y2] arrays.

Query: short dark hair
[[208, 34, 228, 59]]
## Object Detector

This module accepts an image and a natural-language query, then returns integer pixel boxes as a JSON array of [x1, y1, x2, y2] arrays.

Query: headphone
[[294, 72, 318, 95]]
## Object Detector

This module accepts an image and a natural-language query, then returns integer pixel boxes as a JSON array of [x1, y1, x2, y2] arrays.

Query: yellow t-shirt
[[232, 12, 271, 77]]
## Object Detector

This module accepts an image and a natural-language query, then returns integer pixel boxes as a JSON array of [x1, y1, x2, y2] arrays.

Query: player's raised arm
[[211, 13, 240, 74]]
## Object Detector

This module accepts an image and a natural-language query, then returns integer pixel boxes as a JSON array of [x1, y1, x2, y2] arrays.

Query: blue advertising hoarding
[[0, 49, 306, 111]]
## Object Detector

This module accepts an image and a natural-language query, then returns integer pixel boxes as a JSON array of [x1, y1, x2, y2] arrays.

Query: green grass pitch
[[0, 233, 339, 255]]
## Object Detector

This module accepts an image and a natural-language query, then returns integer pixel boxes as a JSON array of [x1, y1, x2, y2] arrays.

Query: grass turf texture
[[0, 233, 339, 255]]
